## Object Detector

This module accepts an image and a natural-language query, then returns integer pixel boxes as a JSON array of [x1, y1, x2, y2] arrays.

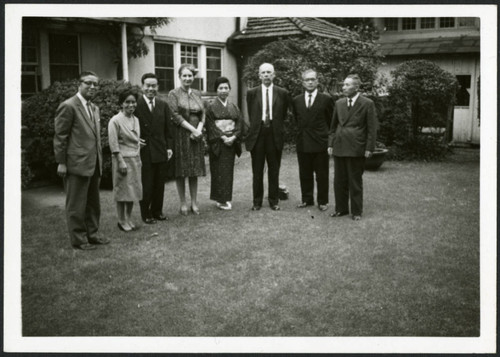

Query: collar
[[218, 97, 228, 107], [77, 92, 89, 107], [262, 83, 273, 92], [143, 94, 155, 104], [305, 89, 318, 99], [347, 92, 361, 105]]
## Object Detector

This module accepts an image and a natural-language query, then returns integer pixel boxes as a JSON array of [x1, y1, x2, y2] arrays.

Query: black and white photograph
[[4, 3, 497, 354]]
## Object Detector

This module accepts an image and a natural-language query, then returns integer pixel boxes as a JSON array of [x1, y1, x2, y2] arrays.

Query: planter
[[365, 148, 389, 171]]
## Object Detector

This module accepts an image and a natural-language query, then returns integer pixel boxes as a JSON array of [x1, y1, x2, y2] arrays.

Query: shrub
[[21, 79, 140, 187], [388, 135, 451, 162], [382, 60, 457, 160]]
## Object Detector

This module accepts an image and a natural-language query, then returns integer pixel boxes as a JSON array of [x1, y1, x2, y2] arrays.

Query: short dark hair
[[79, 71, 97, 81], [213, 76, 231, 92], [178, 63, 198, 77], [118, 88, 139, 105], [141, 73, 157, 84]]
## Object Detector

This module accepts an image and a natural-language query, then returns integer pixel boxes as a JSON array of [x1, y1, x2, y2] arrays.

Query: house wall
[[375, 17, 480, 145], [129, 18, 240, 103]]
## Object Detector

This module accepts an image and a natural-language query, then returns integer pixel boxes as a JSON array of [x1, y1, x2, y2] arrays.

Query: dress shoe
[[74, 243, 96, 251], [251, 205, 261, 211], [271, 205, 281, 211], [117, 222, 133, 232], [318, 204, 329, 211], [352, 215, 362, 221], [143, 218, 157, 224], [89, 237, 110, 245], [153, 214, 168, 221], [297, 202, 313, 208], [179, 205, 188, 216], [330, 211, 349, 217]]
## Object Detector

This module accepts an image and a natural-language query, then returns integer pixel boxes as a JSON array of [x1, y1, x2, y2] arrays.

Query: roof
[[231, 17, 356, 42], [378, 36, 480, 56]]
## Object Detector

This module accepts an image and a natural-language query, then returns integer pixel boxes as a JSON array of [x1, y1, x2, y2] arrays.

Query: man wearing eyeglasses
[[54, 71, 109, 250]]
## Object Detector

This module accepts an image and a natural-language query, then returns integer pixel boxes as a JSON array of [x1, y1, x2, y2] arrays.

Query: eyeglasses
[[81, 81, 99, 87]]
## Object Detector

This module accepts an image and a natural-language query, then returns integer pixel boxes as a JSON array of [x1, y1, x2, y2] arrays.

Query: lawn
[[21, 149, 480, 336]]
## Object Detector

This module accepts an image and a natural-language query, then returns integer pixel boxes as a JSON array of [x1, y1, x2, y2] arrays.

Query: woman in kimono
[[205, 77, 242, 210]]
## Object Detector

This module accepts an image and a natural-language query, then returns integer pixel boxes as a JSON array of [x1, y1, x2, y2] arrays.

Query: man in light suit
[[328, 74, 377, 221], [245, 63, 290, 211], [135, 73, 173, 224], [292, 69, 334, 211], [54, 71, 109, 250]]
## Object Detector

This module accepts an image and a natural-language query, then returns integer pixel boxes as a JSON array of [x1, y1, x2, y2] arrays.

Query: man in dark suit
[[245, 63, 290, 211], [54, 71, 109, 250], [328, 74, 377, 221], [292, 69, 334, 211], [135, 73, 173, 224]]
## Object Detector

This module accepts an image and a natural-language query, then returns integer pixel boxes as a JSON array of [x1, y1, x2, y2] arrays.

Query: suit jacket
[[245, 84, 290, 151], [53, 95, 102, 177], [328, 94, 377, 157], [292, 92, 334, 153], [135, 96, 173, 164]]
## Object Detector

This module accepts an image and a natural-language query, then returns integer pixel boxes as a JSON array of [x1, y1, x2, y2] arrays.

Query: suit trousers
[[140, 161, 168, 219], [333, 156, 365, 216], [297, 151, 329, 206], [250, 125, 282, 207], [64, 164, 101, 247]]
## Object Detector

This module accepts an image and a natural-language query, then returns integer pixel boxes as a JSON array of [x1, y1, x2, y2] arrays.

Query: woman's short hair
[[178, 63, 198, 77], [118, 88, 139, 104], [214, 76, 231, 92]]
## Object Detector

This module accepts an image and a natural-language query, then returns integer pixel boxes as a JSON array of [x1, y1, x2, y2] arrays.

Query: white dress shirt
[[261, 83, 273, 121], [347, 92, 360, 107], [77, 92, 93, 118], [304, 89, 318, 108], [143, 94, 155, 112]]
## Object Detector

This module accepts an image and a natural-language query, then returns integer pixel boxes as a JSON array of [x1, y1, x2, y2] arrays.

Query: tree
[[243, 35, 383, 98], [320, 18, 379, 41]]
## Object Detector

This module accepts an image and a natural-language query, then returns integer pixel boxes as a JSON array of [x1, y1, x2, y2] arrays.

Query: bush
[[22, 79, 140, 187], [382, 60, 457, 160], [388, 135, 451, 162]]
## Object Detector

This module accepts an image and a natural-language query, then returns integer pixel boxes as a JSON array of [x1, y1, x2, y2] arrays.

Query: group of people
[[53, 62, 376, 251]]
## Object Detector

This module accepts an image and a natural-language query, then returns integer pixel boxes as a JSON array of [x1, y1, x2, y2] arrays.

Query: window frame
[[48, 32, 81, 85], [154, 41, 176, 94], [154, 41, 224, 95]]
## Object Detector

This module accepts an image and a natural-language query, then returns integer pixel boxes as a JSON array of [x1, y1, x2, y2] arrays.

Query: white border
[[5, 4, 497, 353]]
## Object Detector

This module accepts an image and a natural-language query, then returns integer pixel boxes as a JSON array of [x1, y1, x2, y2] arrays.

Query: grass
[[21, 149, 480, 336]]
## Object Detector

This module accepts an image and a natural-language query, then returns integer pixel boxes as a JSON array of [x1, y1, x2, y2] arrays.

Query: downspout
[[121, 23, 129, 82]]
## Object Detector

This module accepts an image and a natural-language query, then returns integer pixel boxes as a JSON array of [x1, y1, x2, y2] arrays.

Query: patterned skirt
[[112, 155, 143, 202], [173, 114, 206, 178]]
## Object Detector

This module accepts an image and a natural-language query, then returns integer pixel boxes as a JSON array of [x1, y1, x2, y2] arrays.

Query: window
[[155, 43, 224, 93], [22, 28, 40, 99], [439, 17, 455, 28], [458, 17, 476, 27], [180, 44, 202, 90], [155, 43, 175, 92], [206, 48, 222, 93], [402, 18, 416, 30], [455, 75, 471, 107], [49, 33, 80, 84], [384, 18, 398, 31], [420, 18, 436, 29]]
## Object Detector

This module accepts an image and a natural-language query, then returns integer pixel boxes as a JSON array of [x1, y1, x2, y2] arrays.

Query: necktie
[[307, 93, 312, 109], [149, 99, 155, 112], [87, 102, 97, 130], [348, 98, 353, 111], [264, 88, 270, 127]]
